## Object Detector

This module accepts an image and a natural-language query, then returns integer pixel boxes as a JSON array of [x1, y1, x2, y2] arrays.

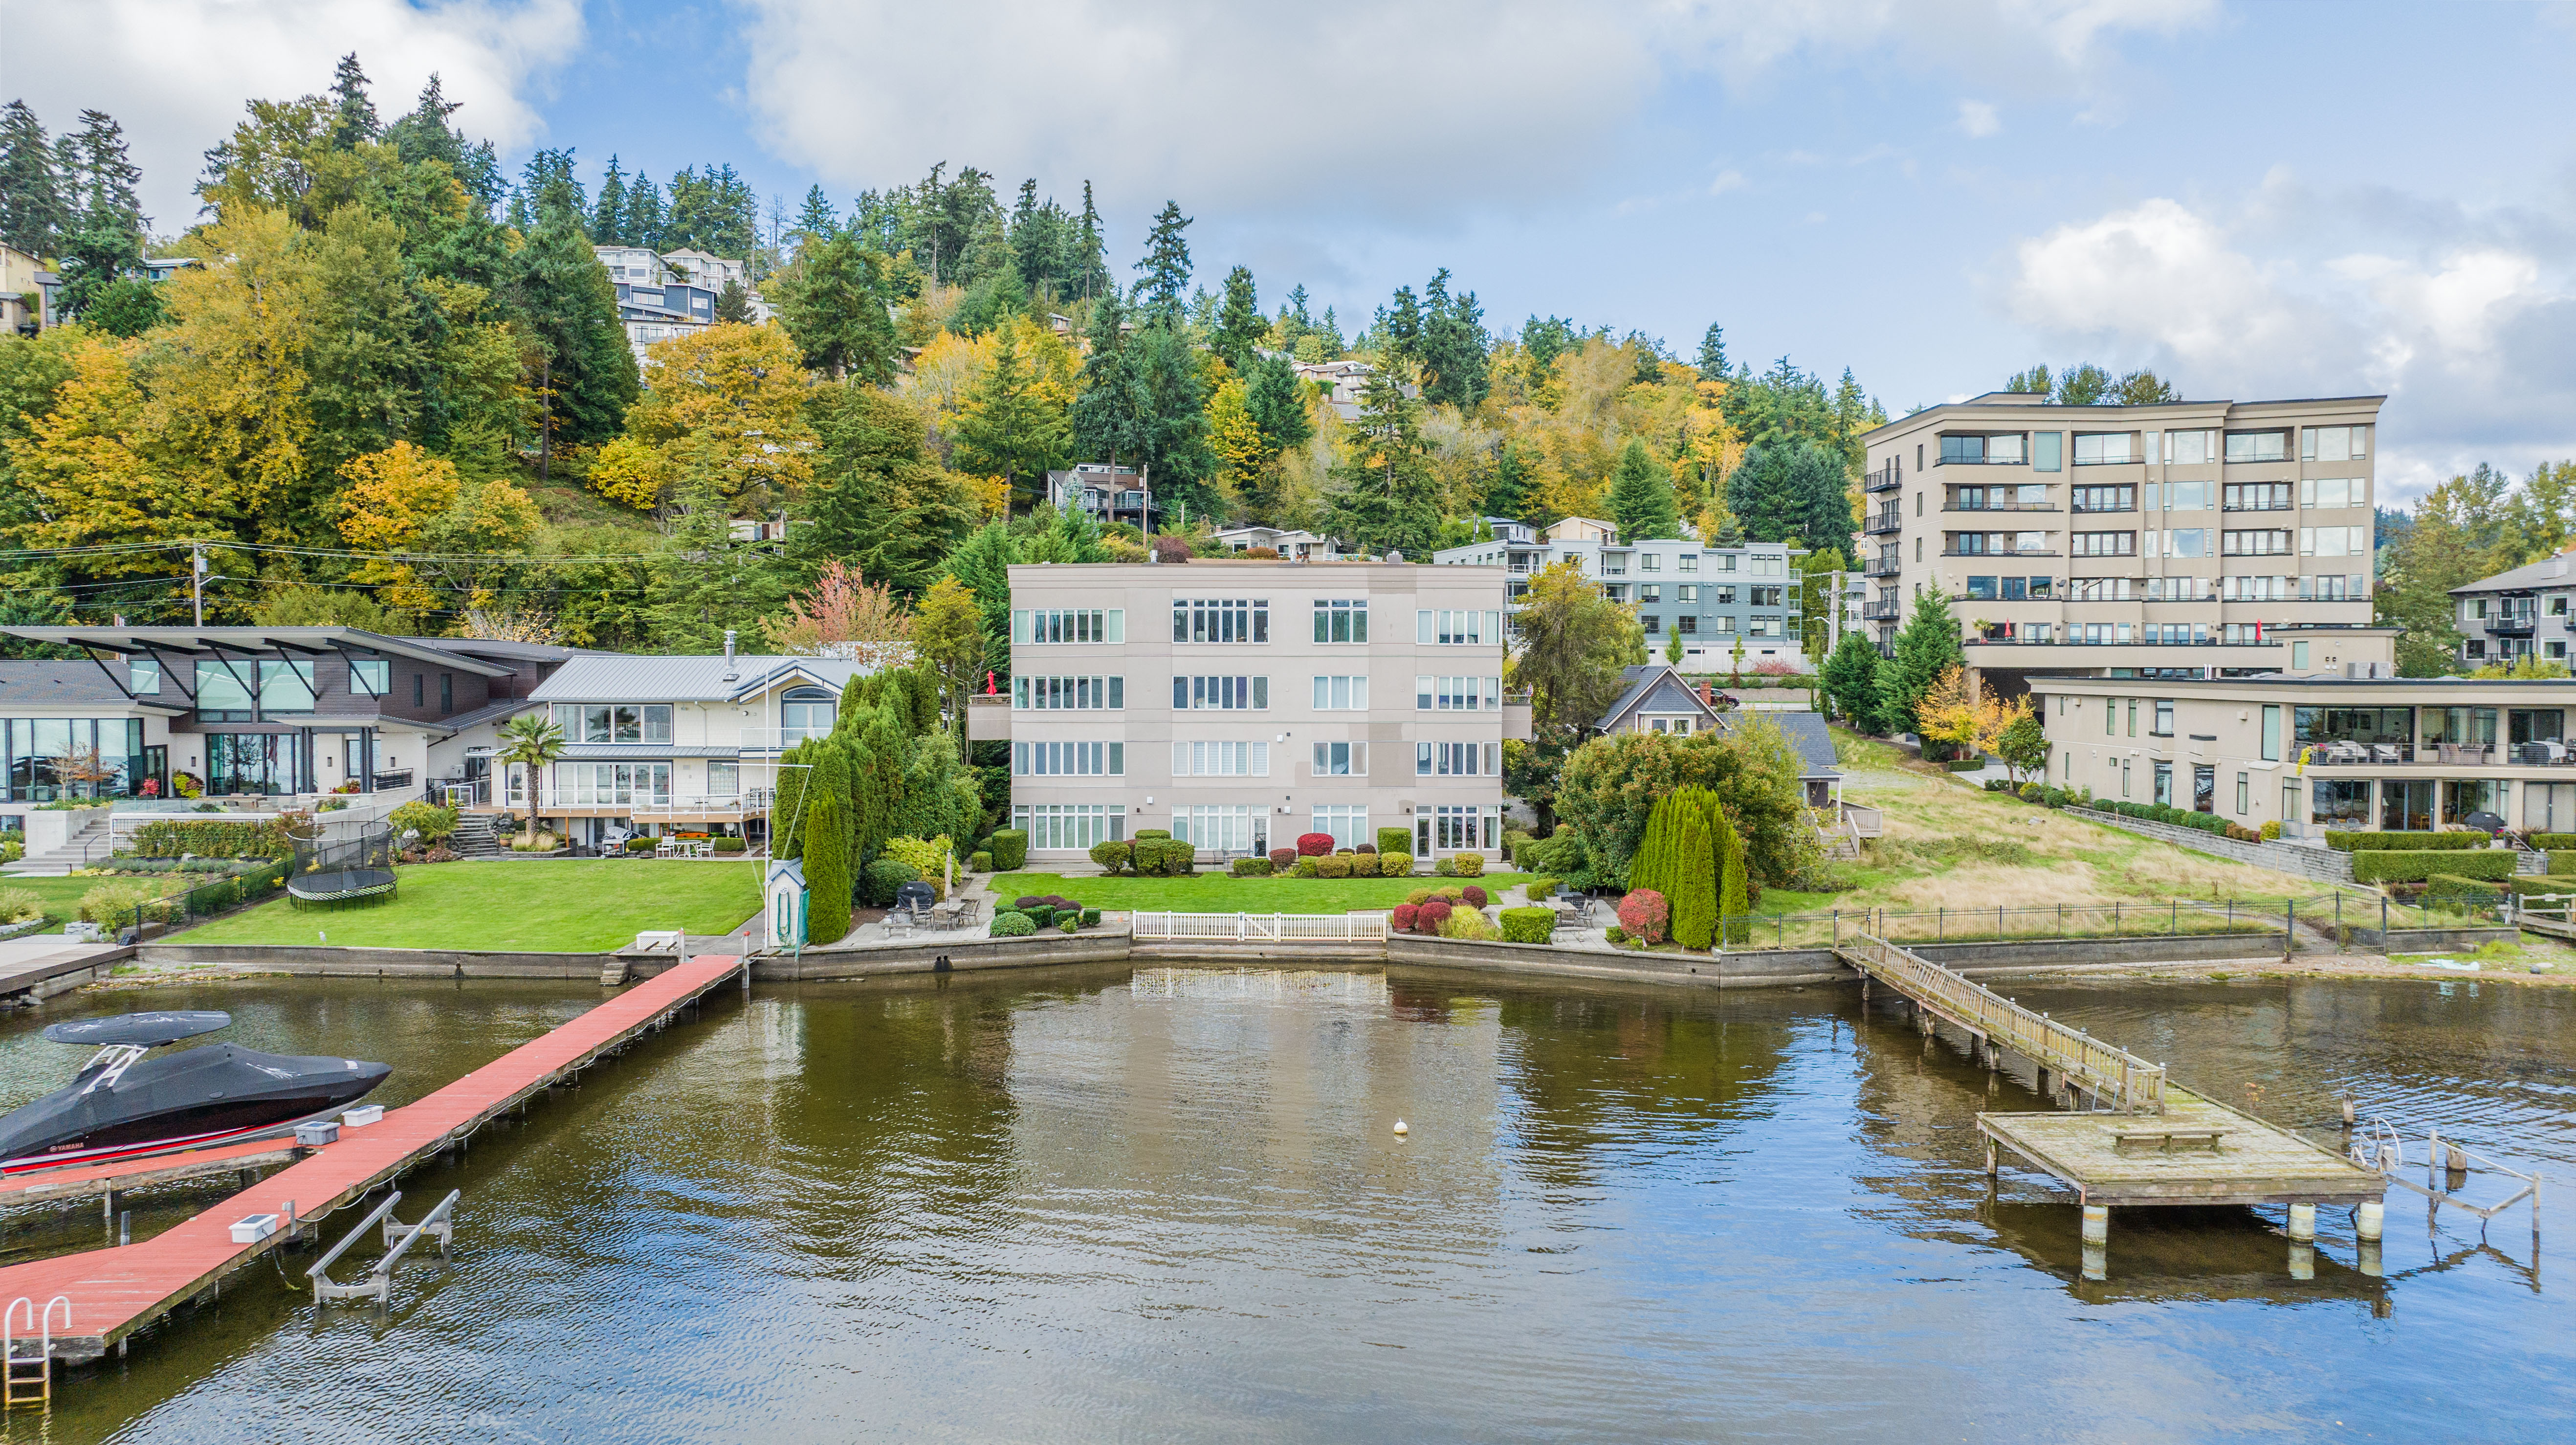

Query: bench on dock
[[2107, 1124, 2234, 1154]]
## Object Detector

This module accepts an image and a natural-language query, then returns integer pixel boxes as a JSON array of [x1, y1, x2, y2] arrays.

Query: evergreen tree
[[1696, 322, 1727, 379], [1608, 437, 1678, 540], [1727, 439, 1849, 557], [1484, 440, 1531, 521], [1886, 587, 1963, 736], [1244, 352, 1312, 461], [1377, 285, 1422, 365], [803, 790, 851, 943], [952, 321, 1071, 508], [73, 110, 143, 231], [1321, 369, 1441, 559], [326, 52, 379, 150], [0, 101, 66, 257], [510, 208, 640, 447], [1212, 265, 1263, 373], [1671, 808, 1716, 950], [935, 520, 1024, 681], [1075, 180, 1109, 300], [1130, 200, 1192, 323], [518, 148, 585, 225], [1716, 811, 1750, 946], [791, 387, 973, 596], [1418, 268, 1490, 411], [1822, 629, 1883, 730], [713, 278, 752, 323], [773, 228, 895, 384], [592, 156, 629, 245], [793, 185, 836, 243], [622, 174, 665, 250], [1129, 321, 1220, 524]]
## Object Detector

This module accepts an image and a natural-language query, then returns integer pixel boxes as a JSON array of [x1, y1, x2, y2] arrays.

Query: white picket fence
[[1129, 911, 1390, 942]]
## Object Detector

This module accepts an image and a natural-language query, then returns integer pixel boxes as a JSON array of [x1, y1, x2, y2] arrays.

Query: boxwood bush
[[2351, 849, 2517, 884], [1499, 907, 1555, 944], [1089, 839, 1133, 875], [1377, 826, 1412, 857], [2324, 830, 2487, 852], [1452, 851, 1486, 877], [969, 850, 992, 872], [1315, 855, 1353, 879], [986, 829, 1029, 871], [2548, 851, 2576, 875], [2530, 833, 2576, 850], [2422, 874, 2507, 907], [1229, 857, 1272, 876], [990, 911, 1037, 937], [1377, 852, 1412, 876], [2091, 800, 2233, 836]]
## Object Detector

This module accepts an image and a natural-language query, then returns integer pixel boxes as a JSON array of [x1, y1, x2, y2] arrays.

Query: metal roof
[[0, 660, 188, 713], [2450, 552, 2576, 596], [0, 627, 518, 678], [529, 654, 880, 703]]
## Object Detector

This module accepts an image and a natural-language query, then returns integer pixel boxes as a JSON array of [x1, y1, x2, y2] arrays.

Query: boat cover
[[42, 1011, 233, 1047], [0, 1044, 390, 1162]]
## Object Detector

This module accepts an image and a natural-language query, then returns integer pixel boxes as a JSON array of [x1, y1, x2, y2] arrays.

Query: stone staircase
[[449, 814, 504, 859], [5, 812, 113, 876]]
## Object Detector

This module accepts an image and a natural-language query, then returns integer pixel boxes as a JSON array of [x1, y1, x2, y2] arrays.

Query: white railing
[[1130, 911, 1391, 941], [1841, 932, 2167, 1113]]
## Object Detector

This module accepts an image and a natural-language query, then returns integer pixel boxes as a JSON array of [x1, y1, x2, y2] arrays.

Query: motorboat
[[0, 1011, 390, 1175]]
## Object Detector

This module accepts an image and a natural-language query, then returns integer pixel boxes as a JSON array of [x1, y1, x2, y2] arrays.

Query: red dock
[[0, 952, 748, 1362]]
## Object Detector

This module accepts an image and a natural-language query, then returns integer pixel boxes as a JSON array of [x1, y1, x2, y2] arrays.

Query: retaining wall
[[2064, 807, 2356, 882], [135, 943, 624, 978], [755, 926, 1133, 980], [2345, 926, 2521, 953]]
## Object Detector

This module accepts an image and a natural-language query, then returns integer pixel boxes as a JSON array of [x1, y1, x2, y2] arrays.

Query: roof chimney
[[721, 628, 738, 683]]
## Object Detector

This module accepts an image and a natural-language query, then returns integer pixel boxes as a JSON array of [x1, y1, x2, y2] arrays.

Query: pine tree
[[1609, 437, 1679, 539], [952, 322, 1071, 508], [1377, 285, 1422, 365], [622, 175, 664, 250], [1418, 269, 1490, 410], [1484, 440, 1531, 522], [0, 102, 66, 257], [593, 156, 629, 245], [1212, 265, 1263, 373], [1696, 323, 1728, 379], [1130, 200, 1192, 323], [773, 228, 895, 384], [791, 386, 972, 596], [73, 111, 143, 231], [803, 790, 851, 943], [1823, 629, 1883, 730], [1321, 369, 1441, 559], [1075, 180, 1109, 301], [327, 52, 379, 150], [794, 184, 836, 243], [511, 209, 640, 447], [1886, 587, 1964, 736], [1244, 352, 1312, 462]]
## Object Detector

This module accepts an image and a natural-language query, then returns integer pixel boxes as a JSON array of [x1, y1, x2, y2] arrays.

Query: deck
[[1978, 1089, 2382, 1207], [0, 951, 748, 1362]]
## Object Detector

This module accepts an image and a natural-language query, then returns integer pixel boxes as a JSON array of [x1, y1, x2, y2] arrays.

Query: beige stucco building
[[969, 560, 1530, 864], [1858, 392, 2390, 693], [2037, 673, 2576, 838]]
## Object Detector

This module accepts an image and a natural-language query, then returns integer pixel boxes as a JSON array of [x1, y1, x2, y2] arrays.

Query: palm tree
[[495, 713, 567, 847]]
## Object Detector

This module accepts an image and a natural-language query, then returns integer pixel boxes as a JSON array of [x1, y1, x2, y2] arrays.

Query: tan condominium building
[[2037, 673, 2576, 839], [1858, 392, 2391, 694], [968, 560, 1531, 866]]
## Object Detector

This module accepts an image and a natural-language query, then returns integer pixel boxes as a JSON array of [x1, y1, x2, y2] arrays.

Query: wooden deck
[[1978, 1089, 2383, 1207], [0, 952, 747, 1362]]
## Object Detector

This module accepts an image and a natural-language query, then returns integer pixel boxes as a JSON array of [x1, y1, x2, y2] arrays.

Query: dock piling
[[2356, 1200, 2384, 1243], [2081, 1204, 2109, 1245], [2287, 1203, 2316, 1242]]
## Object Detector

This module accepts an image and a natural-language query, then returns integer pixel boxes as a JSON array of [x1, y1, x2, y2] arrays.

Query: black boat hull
[[0, 1043, 389, 1174]]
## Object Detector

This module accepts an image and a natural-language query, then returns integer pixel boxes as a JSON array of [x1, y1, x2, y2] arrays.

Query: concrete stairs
[[449, 815, 504, 859], [4, 812, 113, 876]]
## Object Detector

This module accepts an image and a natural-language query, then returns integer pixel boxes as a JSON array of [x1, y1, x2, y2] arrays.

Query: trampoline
[[287, 867, 399, 910]]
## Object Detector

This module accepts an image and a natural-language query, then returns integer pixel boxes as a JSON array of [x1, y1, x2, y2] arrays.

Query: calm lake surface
[[0, 966, 2568, 1443]]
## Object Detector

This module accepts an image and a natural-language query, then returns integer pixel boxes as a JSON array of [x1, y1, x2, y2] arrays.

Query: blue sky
[[15, 0, 2576, 501]]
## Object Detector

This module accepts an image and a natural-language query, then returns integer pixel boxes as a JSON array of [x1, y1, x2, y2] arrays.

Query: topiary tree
[[1716, 812, 1750, 947], [805, 792, 851, 944], [1297, 832, 1334, 857], [1669, 810, 1716, 950], [1377, 826, 1412, 856], [1089, 839, 1133, 875]]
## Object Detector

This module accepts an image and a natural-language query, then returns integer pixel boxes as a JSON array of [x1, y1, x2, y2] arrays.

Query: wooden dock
[[1834, 933, 2385, 1254], [0, 951, 747, 1363]]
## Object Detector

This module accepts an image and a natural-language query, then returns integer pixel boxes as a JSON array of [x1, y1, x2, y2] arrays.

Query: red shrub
[[1416, 898, 1453, 934], [1152, 534, 1192, 564], [1268, 847, 1297, 869], [1616, 889, 1670, 943], [1461, 885, 1488, 909], [1296, 832, 1335, 857], [1390, 904, 1420, 933]]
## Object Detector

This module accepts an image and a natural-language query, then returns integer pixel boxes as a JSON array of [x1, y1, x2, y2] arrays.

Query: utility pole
[[192, 545, 206, 625]]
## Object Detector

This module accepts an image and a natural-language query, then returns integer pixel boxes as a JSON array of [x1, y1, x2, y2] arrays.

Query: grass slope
[[173, 860, 761, 952], [993, 870, 1535, 914]]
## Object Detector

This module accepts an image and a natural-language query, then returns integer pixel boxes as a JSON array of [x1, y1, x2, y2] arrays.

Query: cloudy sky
[[12, 0, 2576, 503]]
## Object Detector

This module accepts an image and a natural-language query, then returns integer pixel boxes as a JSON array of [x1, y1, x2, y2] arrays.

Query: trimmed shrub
[[1133, 828, 1172, 842], [712, 837, 746, 854], [1461, 885, 1488, 909], [1391, 903, 1420, 933], [991, 912, 1038, 937], [987, 829, 1029, 871], [1945, 757, 1986, 772], [2502, 875, 2576, 899], [1014, 894, 1047, 909], [1165, 841, 1196, 876], [1355, 842, 1376, 855], [1438, 906, 1500, 940], [1230, 856, 1273, 876], [2547, 851, 2576, 875], [1296, 832, 1335, 857], [1089, 839, 1134, 875], [1416, 898, 1453, 933], [2019, 782, 2043, 800], [78, 880, 178, 926], [625, 835, 660, 854], [1081, 908, 1101, 926], [2258, 821, 2281, 842], [1525, 876, 1559, 900], [1499, 907, 1554, 944], [2323, 830, 2485, 852], [1378, 826, 1412, 857], [128, 818, 295, 860], [969, 851, 992, 872], [1059, 917, 1079, 934], [1452, 851, 1486, 877], [1379, 852, 1412, 876], [2530, 833, 2576, 851], [1605, 925, 1629, 945], [1268, 847, 1298, 870], [1316, 855, 1354, 879], [2422, 874, 2507, 909], [1616, 889, 1670, 944], [804, 794, 851, 945], [1292, 858, 1320, 878], [2352, 849, 2517, 884], [1433, 857, 1456, 877], [861, 858, 920, 907]]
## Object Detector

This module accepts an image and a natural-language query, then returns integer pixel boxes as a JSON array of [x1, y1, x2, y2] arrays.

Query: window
[[2070, 577, 2136, 601], [413, 674, 424, 707], [128, 660, 159, 695], [2224, 430, 2288, 462], [552, 702, 679, 744], [2072, 532, 2136, 556], [2163, 480, 2214, 510], [1641, 615, 1662, 635], [1172, 598, 1267, 644], [440, 674, 453, 714], [1679, 554, 1697, 573], [2072, 432, 2135, 465], [1013, 803, 1125, 850], [2302, 425, 2368, 461], [1748, 618, 1782, 638], [2225, 483, 2293, 511], [2222, 529, 2290, 556], [349, 660, 389, 696], [1641, 553, 1660, 573], [1639, 585, 1660, 603], [707, 760, 739, 798], [553, 762, 673, 807], [2236, 771, 2250, 816], [1174, 675, 1267, 710], [1677, 616, 1697, 634], [2300, 525, 2369, 557], [1312, 600, 1369, 643], [2163, 429, 2217, 465], [2033, 431, 2062, 471], [1311, 741, 1368, 776], [2163, 528, 2210, 558], [1966, 576, 1997, 601], [1309, 804, 1370, 851], [2382, 778, 2435, 832], [2126, 699, 2138, 737], [1014, 676, 1124, 710], [2152, 699, 2173, 736], [1711, 585, 1737, 605], [1019, 741, 1127, 776], [2291, 641, 2311, 669], [2311, 778, 2370, 826], [2001, 578, 2029, 601], [2105, 697, 2117, 736], [1013, 608, 1123, 644], [1749, 555, 1786, 576], [2121, 760, 2132, 797], [2261, 705, 2281, 761], [1311, 675, 1368, 710], [1415, 676, 1501, 710], [2072, 485, 2134, 512], [1416, 741, 1495, 776], [1678, 584, 1697, 603], [2154, 760, 2172, 806], [1714, 554, 1738, 572], [1709, 616, 1736, 634], [1418, 609, 1501, 644], [1171, 740, 1263, 777], [1173, 805, 1265, 854], [1416, 805, 1496, 853]]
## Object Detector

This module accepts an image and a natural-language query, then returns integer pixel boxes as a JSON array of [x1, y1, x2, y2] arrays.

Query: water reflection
[[0, 968, 2561, 1443]]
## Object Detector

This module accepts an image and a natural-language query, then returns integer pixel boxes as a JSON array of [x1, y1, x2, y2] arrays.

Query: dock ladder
[[3, 1296, 68, 1411], [308, 1190, 461, 1306]]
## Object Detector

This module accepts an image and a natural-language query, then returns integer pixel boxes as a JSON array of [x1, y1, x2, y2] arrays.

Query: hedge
[[2351, 849, 2517, 884], [711, 837, 746, 854], [1375, 852, 1412, 877], [860, 858, 920, 906], [2548, 851, 2576, 876], [128, 818, 295, 860], [2503, 874, 2576, 899], [2423, 874, 2507, 907], [986, 829, 1028, 871], [2531, 833, 2576, 851], [2324, 831, 2487, 852], [1944, 758, 1986, 772], [1230, 857, 1272, 876], [1377, 826, 1412, 857], [2089, 800, 2232, 837], [1499, 907, 1555, 944], [990, 912, 1036, 937]]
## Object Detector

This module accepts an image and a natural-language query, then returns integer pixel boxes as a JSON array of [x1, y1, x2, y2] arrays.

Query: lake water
[[1, 966, 2569, 1443]]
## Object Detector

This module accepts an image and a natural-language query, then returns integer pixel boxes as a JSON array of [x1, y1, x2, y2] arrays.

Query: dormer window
[[780, 686, 836, 742]]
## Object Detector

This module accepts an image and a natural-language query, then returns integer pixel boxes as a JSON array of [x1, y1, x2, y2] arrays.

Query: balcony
[[2070, 504, 2136, 514], [1861, 600, 1901, 621], [1943, 548, 2060, 558], [1865, 462, 1903, 492], [1862, 514, 1902, 535], [1863, 557, 1902, 578], [2487, 617, 2536, 636], [1942, 504, 2060, 513]]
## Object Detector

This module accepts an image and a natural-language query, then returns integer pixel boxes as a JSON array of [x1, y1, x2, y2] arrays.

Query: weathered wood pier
[[1832, 932, 2386, 1259]]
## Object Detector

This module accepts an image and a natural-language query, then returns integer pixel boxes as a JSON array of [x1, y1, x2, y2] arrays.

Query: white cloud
[[10, 0, 584, 230], [2003, 191, 2576, 503], [1709, 169, 1750, 195], [1957, 100, 2002, 137], [730, 0, 2221, 225]]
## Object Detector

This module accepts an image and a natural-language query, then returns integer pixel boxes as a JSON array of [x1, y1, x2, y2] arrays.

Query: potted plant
[[494, 712, 568, 850]]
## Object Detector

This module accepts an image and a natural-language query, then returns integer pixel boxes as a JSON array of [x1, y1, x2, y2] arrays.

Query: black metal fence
[[104, 823, 396, 941]]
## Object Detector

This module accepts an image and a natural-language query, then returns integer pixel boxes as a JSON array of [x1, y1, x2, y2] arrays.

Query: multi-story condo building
[[969, 560, 1529, 865], [592, 244, 770, 362], [1857, 393, 2393, 690], [2039, 672, 2576, 838], [1433, 518, 1810, 670], [2450, 547, 2576, 667]]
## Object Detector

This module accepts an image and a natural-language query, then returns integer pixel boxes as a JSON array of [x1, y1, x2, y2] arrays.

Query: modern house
[[1855, 392, 2393, 693], [1432, 518, 1811, 669], [968, 559, 1530, 864], [2449, 547, 2576, 668], [1046, 464, 1159, 530], [1, 243, 55, 335], [2035, 672, 2576, 837], [1213, 525, 1348, 561], [593, 244, 768, 362]]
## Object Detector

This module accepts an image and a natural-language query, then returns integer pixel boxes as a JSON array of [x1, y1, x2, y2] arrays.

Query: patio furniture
[[2372, 743, 2404, 763]]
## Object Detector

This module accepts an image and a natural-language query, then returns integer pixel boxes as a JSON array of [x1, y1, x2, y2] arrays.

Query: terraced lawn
[[171, 860, 762, 952]]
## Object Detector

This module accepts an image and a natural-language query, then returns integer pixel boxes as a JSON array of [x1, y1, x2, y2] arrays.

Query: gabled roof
[[529, 654, 881, 703], [2451, 551, 2576, 596], [1714, 708, 1841, 779], [1597, 665, 1720, 731]]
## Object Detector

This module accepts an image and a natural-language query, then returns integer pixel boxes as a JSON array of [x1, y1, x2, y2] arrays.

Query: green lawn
[[172, 860, 762, 952], [0, 872, 194, 928], [992, 869, 1537, 914]]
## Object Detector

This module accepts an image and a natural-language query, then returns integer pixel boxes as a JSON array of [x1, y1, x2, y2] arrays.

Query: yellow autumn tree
[[146, 207, 318, 538], [1207, 374, 1264, 496], [339, 441, 540, 612], [594, 321, 815, 514]]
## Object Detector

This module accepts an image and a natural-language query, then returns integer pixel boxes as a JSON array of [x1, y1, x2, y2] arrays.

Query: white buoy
[[1392, 1120, 1409, 1135]]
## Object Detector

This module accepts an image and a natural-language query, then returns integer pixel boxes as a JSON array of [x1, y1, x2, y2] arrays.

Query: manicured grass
[[0, 872, 193, 927], [992, 869, 1537, 914], [172, 860, 762, 952]]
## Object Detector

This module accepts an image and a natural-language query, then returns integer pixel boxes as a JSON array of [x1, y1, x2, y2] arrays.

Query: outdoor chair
[[947, 896, 982, 929]]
